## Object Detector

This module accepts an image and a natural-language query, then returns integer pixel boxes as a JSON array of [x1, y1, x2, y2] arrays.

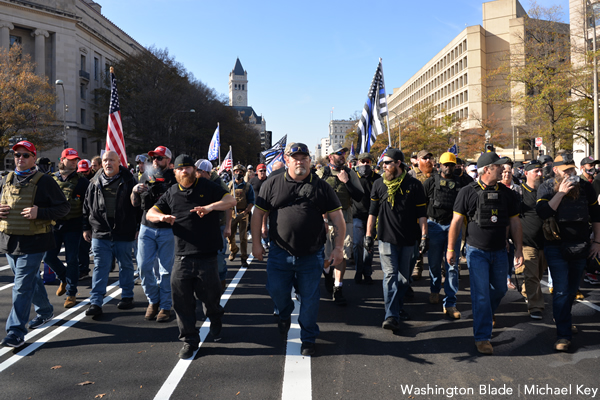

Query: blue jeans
[[427, 220, 461, 307], [466, 244, 508, 341], [137, 225, 175, 310], [352, 218, 373, 280], [379, 241, 414, 320], [90, 238, 135, 306], [217, 225, 228, 281], [43, 229, 81, 296], [6, 252, 53, 339], [267, 242, 324, 343], [544, 245, 586, 340]]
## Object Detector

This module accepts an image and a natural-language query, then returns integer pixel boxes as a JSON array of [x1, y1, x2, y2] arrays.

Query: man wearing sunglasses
[[42, 148, 90, 309], [365, 149, 427, 332], [251, 142, 344, 356], [131, 146, 176, 322], [0, 141, 70, 348], [227, 164, 255, 268], [316, 143, 364, 305]]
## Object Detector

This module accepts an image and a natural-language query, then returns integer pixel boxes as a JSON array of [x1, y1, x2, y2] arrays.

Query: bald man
[[83, 151, 138, 317]]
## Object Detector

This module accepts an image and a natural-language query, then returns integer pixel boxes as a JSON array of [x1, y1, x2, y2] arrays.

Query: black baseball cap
[[524, 161, 542, 172], [538, 155, 553, 164], [476, 152, 509, 169], [580, 157, 600, 166], [174, 154, 195, 168], [384, 148, 404, 163]]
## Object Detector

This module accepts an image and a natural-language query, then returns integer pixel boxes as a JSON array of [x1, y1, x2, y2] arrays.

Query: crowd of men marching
[[1, 138, 598, 359]]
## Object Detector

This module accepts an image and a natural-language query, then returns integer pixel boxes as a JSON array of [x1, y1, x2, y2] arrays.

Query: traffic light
[[484, 143, 495, 153]]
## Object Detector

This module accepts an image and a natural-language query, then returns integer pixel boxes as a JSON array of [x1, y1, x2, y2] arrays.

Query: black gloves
[[419, 236, 429, 254], [364, 236, 374, 253]]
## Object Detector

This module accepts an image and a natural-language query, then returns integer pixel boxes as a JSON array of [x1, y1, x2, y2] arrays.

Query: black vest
[[471, 181, 509, 228], [556, 191, 589, 223], [432, 174, 461, 211]]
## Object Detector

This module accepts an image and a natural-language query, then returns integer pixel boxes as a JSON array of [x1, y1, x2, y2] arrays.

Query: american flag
[[357, 59, 388, 154], [208, 123, 220, 161], [218, 147, 233, 174], [377, 145, 390, 165], [105, 67, 127, 166], [262, 134, 287, 165]]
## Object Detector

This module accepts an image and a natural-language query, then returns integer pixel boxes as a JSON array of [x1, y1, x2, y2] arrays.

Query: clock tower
[[229, 58, 248, 107]]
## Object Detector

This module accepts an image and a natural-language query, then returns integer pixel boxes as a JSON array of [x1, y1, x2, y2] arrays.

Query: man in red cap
[[0, 141, 70, 348], [43, 148, 90, 308]]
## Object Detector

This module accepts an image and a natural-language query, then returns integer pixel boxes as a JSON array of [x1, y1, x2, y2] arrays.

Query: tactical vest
[[555, 191, 589, 223], [102, 179, 120, 220], [320, 166, 351, 210], [0, 171, 55, 235], [471, 181, 509, 228], [432, 174, 461, 211], [229, 181, 249, 211], [53, 172, 82, 220]]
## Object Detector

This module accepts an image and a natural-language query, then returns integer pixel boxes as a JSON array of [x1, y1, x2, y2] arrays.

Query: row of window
[[398, 73, 469, 114], [234, 84, 245, 90]]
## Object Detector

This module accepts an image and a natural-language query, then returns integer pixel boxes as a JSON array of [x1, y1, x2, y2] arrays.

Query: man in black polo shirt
[[447, 151, 523, 355], [251, 142, 344, 356], [147, 155, 236, 359], [365, 148, 428, 332]]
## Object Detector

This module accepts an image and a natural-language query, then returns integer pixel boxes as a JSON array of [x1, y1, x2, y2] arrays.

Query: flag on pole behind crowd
[[448, 144, 458, 155], [262, 134, 287, 164], [377, 145, 390, 165], [357, 59, 389, 154], [208, 123, 220, 161], [105, 67, 127, 166], [218, 147, 233, 174], [350, 142, 355, 157], [266, 150, 285, 176]]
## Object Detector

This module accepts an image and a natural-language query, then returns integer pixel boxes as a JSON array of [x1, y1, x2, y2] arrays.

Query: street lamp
[[388, 109, 401, 149], [55, 79, 68, 149], [168, 109, 195, 153], [586, 0, 599, 158]]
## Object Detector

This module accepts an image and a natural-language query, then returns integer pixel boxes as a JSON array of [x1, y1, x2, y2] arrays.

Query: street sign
[[535, 137, 543, 147]]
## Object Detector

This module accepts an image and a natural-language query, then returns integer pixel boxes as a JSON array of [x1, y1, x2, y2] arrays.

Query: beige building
[[328, 119, 356, 154], [0, 0, 144, 167], [387, 0, 540, 160]]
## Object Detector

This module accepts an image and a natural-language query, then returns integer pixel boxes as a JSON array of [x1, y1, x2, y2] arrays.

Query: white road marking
[[282, 294, 311, 400], [0, 283, 14, 292], [153, 257, 251, 400], [0, 287, 123, 372], [541, 279, 600, 311], [0, 266, 10, 272]]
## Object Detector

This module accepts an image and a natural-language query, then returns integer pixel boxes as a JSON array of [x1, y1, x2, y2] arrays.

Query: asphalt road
[[0, 239, 599, 400]]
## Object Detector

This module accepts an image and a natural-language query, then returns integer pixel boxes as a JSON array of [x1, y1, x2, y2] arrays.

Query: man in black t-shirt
[[536, 154, 600, 352], [249, 163, 269, 249], [365, 149, 428, 332], [251, 143, 344, 357], [147, 155, 236, 360], [518, 162, 546, 320], [447, 151, 523, 355]]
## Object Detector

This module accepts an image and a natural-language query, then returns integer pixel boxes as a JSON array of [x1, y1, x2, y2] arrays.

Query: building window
[[94, 57, 99, 81], [9, 35, 21, 47], [81, 108, 86, 125], [80, 84, 86, 100], [82, 137, 88, 154], [96, 140, 102, 155], [81, 54, 86, 72], [464, 91, 468, 102]]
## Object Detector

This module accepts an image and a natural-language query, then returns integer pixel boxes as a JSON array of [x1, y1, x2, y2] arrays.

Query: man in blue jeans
[[252, 142, 344, 356], [422, 152, 462, 319], [0, 140, 70, 347], [365, 148, 428, 332], [83, 150, 138, 317], [447, 151, 523, 355], [536, 154, 600, 352], [131, 146, 176, 322]]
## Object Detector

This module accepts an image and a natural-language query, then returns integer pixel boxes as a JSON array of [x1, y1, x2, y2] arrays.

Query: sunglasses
[[152, 156, 165, 161], [258, 169, 266, 172], [382, 160, 395, 165], [333, 151, 346, 156], [289, 146, 309, 154], [421, 156, 432, 160], [14, 153, 32, 159]]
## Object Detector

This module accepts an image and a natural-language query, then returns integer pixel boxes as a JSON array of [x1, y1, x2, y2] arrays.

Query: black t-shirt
[[140, 169, 177, 229], [369, 174, 427, 246], [153, 178, 227, 256], [249, 176, 266, 197], [519, 183, 544, 249], [423, 174, 461, 225], [453, 180, 520, 251], [255, 172, 341, 257]]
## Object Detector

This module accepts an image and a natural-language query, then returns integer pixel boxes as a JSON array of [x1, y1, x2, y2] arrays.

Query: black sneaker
[[28, 314, 54, 330], [210, 317, 222, 339], [529, 310, 543, 320], [300, 342, 315, 356], [85, 304, 103, 316], [117, 297, 134, 310], [0, 334, 24, 348], [178, 342, 199, 359], [333, 286, 347, 306], [404, 286, 415, 300], [398, 309, 410, 321], [363, 276, 374, 285], [382, 317, 400, 331], [323, 269, 334, 293], [278, 318, 291, 334], [79, 271, 90, 280]]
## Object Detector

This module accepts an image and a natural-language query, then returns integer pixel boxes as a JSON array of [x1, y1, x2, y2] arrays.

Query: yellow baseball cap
[[439, 152, 457, 165]]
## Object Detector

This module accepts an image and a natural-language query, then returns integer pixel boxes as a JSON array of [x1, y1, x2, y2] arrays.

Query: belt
[[428, 217, 450, 225]]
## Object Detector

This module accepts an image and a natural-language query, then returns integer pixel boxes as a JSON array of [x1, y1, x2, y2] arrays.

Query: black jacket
[[83, 166, 137, 241], [352, 170, 381, 220]]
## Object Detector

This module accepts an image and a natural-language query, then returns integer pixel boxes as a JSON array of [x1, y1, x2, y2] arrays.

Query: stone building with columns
[[0, 0, 144, 166]]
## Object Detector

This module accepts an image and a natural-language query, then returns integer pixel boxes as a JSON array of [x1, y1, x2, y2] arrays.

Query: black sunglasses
[[382, 160, 395, 165], [333, 151, 346, 156], [258, 169, 266, 172], [152, 156, 165, 161], [14, 153, 32, 159], [289, 146, 309, 154]]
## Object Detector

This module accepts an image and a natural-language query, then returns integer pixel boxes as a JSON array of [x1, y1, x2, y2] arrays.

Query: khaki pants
[[228, 213, 249, 260], [325, 221, 353, 262], [522, 246, 547, 312]]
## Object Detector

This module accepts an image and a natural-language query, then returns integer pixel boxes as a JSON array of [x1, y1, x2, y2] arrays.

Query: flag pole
[[218, 122, 221, 166], [379, 58, 392, 148]]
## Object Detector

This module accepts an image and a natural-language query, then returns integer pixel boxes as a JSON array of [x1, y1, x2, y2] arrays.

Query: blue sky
[[98, 0, 571, 154]]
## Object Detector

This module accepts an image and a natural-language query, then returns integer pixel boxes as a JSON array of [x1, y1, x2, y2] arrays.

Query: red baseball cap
[[61, 148, 80, 160], [77, 159, 90, 172], [148, 146, 172, 159], [12, 140, 36, 156], [257, 164, 267, 171]]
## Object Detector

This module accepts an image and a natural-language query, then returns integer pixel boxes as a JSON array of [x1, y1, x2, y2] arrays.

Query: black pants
[[171, 255, 224, 345]]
